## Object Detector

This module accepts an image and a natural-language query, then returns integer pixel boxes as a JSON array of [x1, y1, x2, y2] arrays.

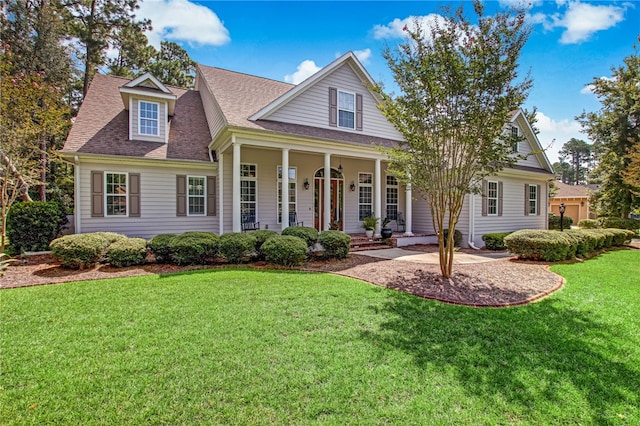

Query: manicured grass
[[2, 251, 639, 425]]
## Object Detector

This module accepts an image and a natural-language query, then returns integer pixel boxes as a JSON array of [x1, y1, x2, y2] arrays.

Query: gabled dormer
[[119, 72, 177, 143]]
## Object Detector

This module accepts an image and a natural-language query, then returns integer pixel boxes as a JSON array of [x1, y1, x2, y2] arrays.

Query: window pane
[[189, 197, 205, 215], [188, 177, 205, 196], [386, 175, 397, 185], [359, 173, 372, 184], [339, 110, 354, 128], [338, 92, 354, 110]]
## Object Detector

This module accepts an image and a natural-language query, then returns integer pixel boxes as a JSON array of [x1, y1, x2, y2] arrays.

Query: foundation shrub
[[148, 234, 177, 263], [50, 233, 116, 269], [563, 230, 593, 257], [504, 230, 574, 261], [597, 217, 640, 232], [168, 232, 219, 265], [481, 232, 512, 250], [317, 231, 351, 259], [262, 235, 308, 266], [282, 226, 318, 247], [577, 219, 598, 229], [106, 237, 147, 267], [251, 230, 278, 259], [219, 232, 257, 264], [442, 228, 462, 247], [6, 201, 66, 253]]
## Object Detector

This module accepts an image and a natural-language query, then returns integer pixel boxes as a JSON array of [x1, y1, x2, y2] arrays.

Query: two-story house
[[61, 51, 554, 248]]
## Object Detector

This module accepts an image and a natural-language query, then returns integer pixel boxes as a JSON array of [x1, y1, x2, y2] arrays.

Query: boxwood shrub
[[251, 230, 278, 260], [219, 232, 257, 264], [577, 219, 598, 229], [481, 232, 512, 250], [504, 230, 574, 261], [596, 217, 640, 232], [262, 235, 308, 266], [282, 226, 318, 247], [148, 233, 177, 263], [6, 201, 66, 253], [106, 237, 147, 267], [318, 230, 351, 259], [50, 233, 116, 269], [168, 232, 219, 265]]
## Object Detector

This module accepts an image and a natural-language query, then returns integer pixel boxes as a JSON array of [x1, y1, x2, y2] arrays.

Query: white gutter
[[74, 156, 81, 234], [467, 193, 481, 250]]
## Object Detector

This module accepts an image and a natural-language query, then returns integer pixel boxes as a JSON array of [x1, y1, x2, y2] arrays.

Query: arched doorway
[[314, 168, 344, 231]]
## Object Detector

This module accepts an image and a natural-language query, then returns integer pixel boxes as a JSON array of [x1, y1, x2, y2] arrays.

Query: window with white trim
[[528, 184, 538, 215], [139, 100, 159, 136], [277, 166, 297, 223], [511, 126, 519, 153], [338, 91, 355, 129], [358, 172, 373, 220], [487, 181, 498, 215], [240, 164, 257, 218], [188, 176, 205, 215], [386, 175, 398, 220], [106, 172, 127, 216]]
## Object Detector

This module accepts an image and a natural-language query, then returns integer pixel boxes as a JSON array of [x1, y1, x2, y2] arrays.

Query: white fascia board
[[124, 72, 172, 94], [61, 152, 218, 171], [511, 109, 554, 173], [249, 51, 379, 121], [119, 87, 177, 101]]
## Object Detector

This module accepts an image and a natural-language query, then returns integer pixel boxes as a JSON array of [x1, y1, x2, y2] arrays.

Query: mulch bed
[[1, 245, 565, 307]]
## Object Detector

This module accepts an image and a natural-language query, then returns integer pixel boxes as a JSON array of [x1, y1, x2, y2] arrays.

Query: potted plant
[[380, 217, 393, 239], [361, 215, 379, 239]]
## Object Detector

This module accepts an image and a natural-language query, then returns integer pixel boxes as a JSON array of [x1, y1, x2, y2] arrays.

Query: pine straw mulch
[[1, 245, 565, 307]]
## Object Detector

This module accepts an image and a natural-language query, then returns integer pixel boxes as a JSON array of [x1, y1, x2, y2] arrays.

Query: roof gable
[[119, 72, 178, 115], [510, 109, 554, 173]]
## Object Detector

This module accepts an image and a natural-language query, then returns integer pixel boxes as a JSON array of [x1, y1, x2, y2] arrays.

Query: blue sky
[[136, 0, 639, 164]]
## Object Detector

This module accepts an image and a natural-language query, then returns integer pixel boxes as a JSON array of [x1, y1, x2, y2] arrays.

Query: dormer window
[[139, 101, 159, 136], [338, 91, 355, 129]]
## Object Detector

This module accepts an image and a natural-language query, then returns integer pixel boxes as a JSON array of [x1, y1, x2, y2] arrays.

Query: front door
[[314, 168, 343, 231]]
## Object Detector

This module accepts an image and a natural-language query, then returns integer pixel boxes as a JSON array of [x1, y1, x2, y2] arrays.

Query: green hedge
[[504, 228, 635, 261], [481, 232, 513, 250], [596, 217, 640, 232], [252, 230, 278, 260], [219, 232, 257, 264], [548, 213, 573, 230], [168, 232, 219, 265], [317, 231, 351, 259], [282, 226, 318, 247], [50, 233, 116, 269], [577, 219, 598, 229], [148, 233, 177, 263], [262, 235, 308, 266], [106, 238, 147, 267], [6, 201, 66, 253]]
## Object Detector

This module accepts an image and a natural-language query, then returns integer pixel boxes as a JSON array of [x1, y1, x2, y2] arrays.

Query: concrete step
[[350, 237, 394, 252]]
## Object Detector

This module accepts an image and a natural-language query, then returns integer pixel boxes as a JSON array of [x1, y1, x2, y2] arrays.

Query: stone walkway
[[355, 247, 513, 264]]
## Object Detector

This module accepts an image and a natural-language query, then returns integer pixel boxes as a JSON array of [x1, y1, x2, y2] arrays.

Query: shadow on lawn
[[362, 292, 639, 423]]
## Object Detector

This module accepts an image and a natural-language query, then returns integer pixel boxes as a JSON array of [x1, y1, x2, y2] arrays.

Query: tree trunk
[[0, 151, 33, 202], [40, 134, 47, 201]]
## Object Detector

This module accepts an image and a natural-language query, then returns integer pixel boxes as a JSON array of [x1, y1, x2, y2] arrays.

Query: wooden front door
[[314, 175, 343, 231]]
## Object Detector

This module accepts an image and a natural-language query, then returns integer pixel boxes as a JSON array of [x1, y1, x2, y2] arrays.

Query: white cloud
[[372, 14, 445, 40], [533, 1, 627, 44], [138, 0, 230, 48], [535, 111, 587, 163], [284, 60, 321, 84], [580, 76, 614, 94], [499, 0, 542, 9], [353, 48, 372, 64]]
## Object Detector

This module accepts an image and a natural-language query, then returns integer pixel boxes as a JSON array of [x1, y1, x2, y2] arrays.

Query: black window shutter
[[329, 87, 337, 127], [176, 175, 187, 216], [91, 171, 104, 217], [207, 176, 217, 216]]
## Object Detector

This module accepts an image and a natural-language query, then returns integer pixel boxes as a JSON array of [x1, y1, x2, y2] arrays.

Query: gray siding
[[197, 72, 227, 141], [79, 161, 218, 239], [130, 96, 167, 143], [266, 64, 403, 141]]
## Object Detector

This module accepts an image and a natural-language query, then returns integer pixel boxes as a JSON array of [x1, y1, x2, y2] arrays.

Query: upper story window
[[139, 101, 159, 136], [511, 126, 519, 153], [338, 91, 355, 129]]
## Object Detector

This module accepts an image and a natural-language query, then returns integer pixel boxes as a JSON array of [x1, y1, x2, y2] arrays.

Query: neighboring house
[[61, 51, 555, 248], [549, 181, 595, 223]]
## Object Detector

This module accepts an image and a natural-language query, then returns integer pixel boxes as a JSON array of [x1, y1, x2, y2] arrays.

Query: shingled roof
[[62, 74, 212, 162], [554, 181, 591, 197]]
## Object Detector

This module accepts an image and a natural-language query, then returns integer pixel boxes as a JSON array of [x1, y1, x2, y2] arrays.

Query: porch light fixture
[[303, 178, 309, 190], [337, 158, 343, 175], [350, 181, 356, 192]]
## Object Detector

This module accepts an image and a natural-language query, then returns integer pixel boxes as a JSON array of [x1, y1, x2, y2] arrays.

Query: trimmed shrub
[[318, 231, 351, 259], [6, 201, 66, 253], [563, 230, 594, 257], [106, 238, 147, 267], [252, 230, 278, 260], [597, 217, 640, 232], [504, 230, 574, 261], [548, 213, 573, 230], [577, 219, 598, 229], [50, 233, 115, 269], [442, 228, 462, 247], [168, 232, 219, 265], [282, 226, 318, 247], [93, 232, 127, 245], [262, 235, 308, 266], [148, 233, 177, 263], [219, 232, 257, 264], [481, 232, 512, 250]]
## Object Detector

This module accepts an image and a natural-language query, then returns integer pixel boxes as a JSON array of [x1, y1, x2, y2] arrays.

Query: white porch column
[[404, 181, 414, 236], [218, 152, 224, 234], [281, 148, 290, 231], [323, 153, 331, 231], [374, 158, 382, 238], [232, 140, 241, 232]]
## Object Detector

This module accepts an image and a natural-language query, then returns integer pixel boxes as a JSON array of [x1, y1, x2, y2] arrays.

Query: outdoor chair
[[289, 212, 303, 227], [241, 213, 260, 232], [396, 212, 406, 232]]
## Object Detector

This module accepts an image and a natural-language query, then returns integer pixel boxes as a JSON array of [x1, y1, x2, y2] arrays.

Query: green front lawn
[[2, 251, 639, 424]]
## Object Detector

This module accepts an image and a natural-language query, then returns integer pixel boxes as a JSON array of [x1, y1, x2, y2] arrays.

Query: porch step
[[349, 236, 394, 252]]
